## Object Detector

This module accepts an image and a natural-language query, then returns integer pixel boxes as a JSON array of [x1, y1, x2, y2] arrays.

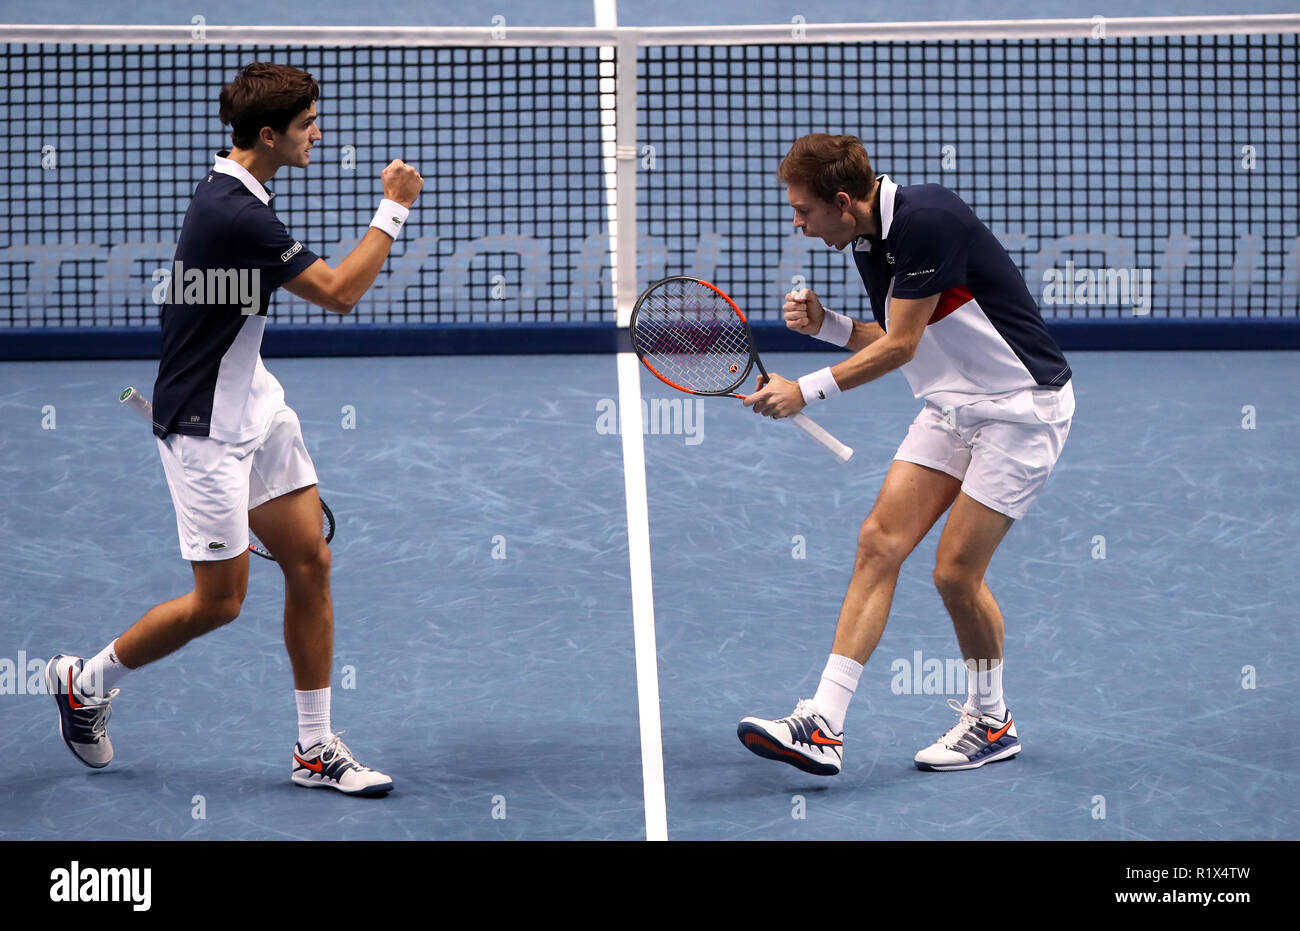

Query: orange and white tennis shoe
[[292, 732, 393, 796], [737, 698, 843, 776], [913, 698, 1020, 771]]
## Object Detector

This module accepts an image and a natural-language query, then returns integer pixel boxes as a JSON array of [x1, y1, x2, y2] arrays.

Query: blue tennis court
[[0, 0, 1297, 847], [1, 349, 1295, 840]]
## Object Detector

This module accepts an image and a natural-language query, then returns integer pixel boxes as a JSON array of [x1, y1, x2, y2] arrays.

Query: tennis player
[[737, 133, 1074, 775], [46, 63, 422, 796]]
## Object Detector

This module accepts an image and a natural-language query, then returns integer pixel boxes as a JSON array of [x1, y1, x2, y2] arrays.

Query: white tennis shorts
[[894, 381, 1074, 520], [156, 406, 319, 561]]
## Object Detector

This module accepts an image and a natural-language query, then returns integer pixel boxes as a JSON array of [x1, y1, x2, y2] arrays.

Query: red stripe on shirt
[[929, 286, 973, 325]]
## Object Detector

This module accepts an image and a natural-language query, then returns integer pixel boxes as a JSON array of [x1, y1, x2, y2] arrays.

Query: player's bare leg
[[831, 460, 963, 663], [112, 554, 250, 669], [46, 553, 248, 768], [932, 492, 1015, 669], [914, 492, 1021, 772], [738, 460, 960, 775], [249, 484, 391, 795], [249, 484, 332, 690]]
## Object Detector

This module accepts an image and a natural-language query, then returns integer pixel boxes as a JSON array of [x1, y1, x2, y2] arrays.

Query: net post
[[614, 37, 639, 327]]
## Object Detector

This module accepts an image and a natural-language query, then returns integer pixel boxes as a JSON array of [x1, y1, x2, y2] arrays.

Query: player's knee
[[855, 518, 908, 570], [933, 561, 980, 601], [282, 539, 330, 585], [190, 592, 243, 632]]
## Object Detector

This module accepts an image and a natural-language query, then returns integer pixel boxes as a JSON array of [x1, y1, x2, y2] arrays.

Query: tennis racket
[[630, 276, 854, 463], [119, 386, 335, 560]]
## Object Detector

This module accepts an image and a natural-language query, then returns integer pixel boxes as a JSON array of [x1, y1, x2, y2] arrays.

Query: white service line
[[617, 351, 668, 842]]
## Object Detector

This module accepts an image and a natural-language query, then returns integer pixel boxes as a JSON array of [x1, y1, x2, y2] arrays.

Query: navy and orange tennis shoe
[[737, 699, 843, 776], [46, 653, 118, 769], [913, 698, 1020, 771], [292, 732, 394, 796]]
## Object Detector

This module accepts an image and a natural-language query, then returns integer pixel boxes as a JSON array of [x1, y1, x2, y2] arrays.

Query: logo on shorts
[[208, 541, 227, 550]]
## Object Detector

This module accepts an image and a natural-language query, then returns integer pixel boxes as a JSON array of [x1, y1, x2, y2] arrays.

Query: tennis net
[[0, 16, 1296, 348]]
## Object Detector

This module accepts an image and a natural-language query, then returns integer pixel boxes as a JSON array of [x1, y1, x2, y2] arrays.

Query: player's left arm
[[827, 296, 935, 390], [745, 298, 933, 418]]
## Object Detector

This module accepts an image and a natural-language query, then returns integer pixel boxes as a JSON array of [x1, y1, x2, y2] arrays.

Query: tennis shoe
[[46, 654, 118, 769], [914, 698, 1020, 771], [292, 731, 393, 796], [737, 699, 843, 776]]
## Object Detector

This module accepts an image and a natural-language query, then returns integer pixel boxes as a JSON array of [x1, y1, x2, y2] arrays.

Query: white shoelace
[[317, 731, 370, 771], [79, 688, 119, 740], [791, 698, 819, 720], [936, 698, 980, 748]]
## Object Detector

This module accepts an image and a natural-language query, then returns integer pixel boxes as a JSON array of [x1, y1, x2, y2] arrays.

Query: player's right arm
[[283, 159, 424, 314], [783, 288, 884, 351]]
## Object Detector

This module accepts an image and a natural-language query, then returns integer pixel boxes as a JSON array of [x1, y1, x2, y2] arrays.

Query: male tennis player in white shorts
[[737, 133, 1074, 776], [46, 62, 423, 796]]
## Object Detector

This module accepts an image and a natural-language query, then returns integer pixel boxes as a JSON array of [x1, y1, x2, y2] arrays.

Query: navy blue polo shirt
[[852, 175, 1071, 408], [152, 152, 318, 441]]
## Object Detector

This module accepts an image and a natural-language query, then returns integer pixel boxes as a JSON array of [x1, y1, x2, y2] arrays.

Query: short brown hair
[[778, 134, 876, 204], [218, 62, 320, 150]]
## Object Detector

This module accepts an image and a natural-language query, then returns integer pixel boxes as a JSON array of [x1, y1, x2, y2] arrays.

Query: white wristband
[[798, 366, 842, 405], [813, 309, 854, 348], [369, 199, 410, 240]]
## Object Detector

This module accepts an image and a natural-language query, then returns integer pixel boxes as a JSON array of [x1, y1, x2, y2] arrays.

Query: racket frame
[[630, 276, 762, 399], [628, 277, 854, 464]]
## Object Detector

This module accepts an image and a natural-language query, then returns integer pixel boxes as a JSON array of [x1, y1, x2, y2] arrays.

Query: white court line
[[617, 351, 668, 842]]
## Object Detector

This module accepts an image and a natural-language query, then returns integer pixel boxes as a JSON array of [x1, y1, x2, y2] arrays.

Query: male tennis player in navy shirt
[[738, 133, 1074, 775], [46, 62, 422, 795]]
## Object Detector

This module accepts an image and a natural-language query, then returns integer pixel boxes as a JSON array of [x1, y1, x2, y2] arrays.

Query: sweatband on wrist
[[813, 309, 854, 347], [798, 366, 842, 405], [369, 199, 410, 240]]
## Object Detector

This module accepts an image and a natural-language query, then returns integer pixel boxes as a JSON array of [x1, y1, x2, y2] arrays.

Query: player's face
[[275, 102, 322, 168], [787, 184, 855, 251]]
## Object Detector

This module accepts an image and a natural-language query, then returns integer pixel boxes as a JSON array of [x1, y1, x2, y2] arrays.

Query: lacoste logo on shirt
[[885, 252, 895, 265], [281, 241, 303, 262]]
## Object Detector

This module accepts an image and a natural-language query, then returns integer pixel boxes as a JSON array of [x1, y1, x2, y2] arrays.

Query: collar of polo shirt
[[211, 151, 273, 205], [855, 174, 899, 252]]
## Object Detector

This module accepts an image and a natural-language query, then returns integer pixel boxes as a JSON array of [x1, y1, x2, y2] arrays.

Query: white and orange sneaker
[[292, 732, 393, 796], [914, 699, 1020, 771], [46, 653, 118, 769], [737, 699, 843, 776]]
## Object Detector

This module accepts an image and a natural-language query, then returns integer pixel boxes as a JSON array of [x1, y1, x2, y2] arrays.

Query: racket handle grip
[[119, 386, 153, 422], [788, 412, 854, 464]]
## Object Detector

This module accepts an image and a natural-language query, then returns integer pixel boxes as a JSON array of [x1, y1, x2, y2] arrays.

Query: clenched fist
[[783, 288, 826, 336], [381, 159, 424, 208]]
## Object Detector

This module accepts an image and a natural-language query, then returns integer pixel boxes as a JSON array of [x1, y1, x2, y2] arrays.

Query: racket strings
[[632, 281, 753, 393]]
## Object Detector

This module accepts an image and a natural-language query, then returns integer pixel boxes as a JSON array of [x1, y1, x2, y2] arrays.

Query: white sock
[[811, 654, 863, 734], [295, 688, 332, 749], [77, 640, 129, 699], [964, 658, 1006, 720]]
